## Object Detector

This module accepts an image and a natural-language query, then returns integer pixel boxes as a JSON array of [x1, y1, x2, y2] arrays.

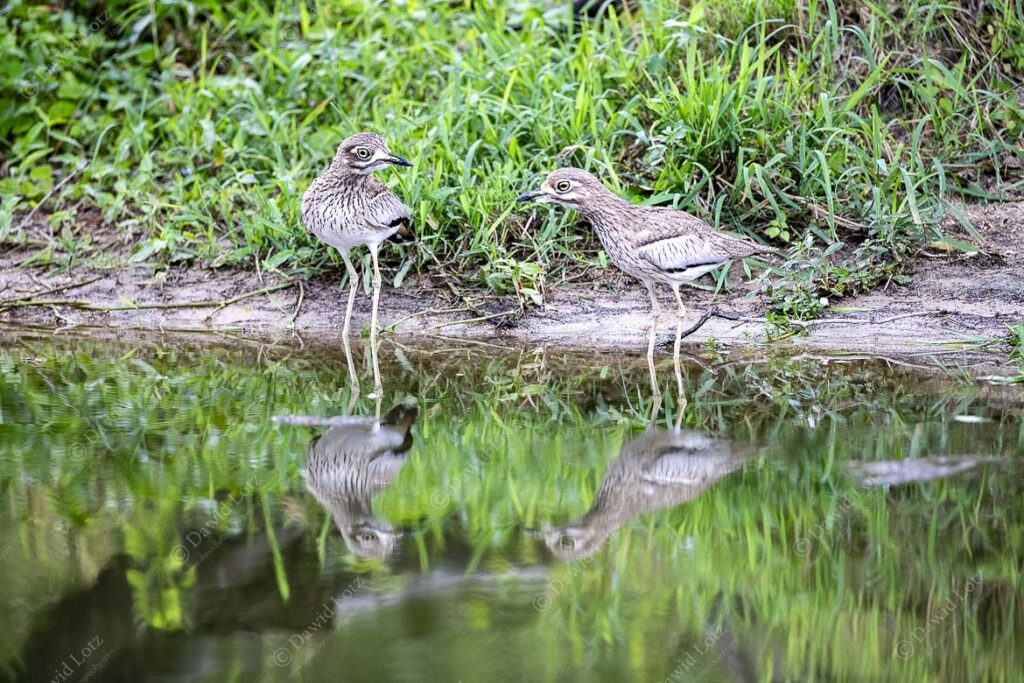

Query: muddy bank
[[2, 203, 1021, 360]]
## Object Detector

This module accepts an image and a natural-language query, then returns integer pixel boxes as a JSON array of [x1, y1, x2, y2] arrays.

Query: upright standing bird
[[302, 132, 414, 395], [517, 168, 775, 398], [533, 429, 750, 561], [304, 405, 419, 561]]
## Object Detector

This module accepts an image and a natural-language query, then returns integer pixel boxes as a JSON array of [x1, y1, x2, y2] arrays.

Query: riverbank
[[2, 203, 1021, 361]]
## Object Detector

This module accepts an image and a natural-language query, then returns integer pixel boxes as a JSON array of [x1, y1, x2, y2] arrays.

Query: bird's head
[[341, 521, 401, 561], [528, 524, 606, 562], [516, 167, 609, 209], [331, 132, 413, 175]]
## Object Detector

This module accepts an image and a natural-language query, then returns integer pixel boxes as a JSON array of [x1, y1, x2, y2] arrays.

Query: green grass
[[1, 336, 1022, 679], [1, 0, 1022, 318], [1010, 323, 1024, 358]]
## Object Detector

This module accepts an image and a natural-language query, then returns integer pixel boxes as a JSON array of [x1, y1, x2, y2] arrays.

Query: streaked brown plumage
[[534, 429, 750, 561], [517, 167, 775, 397], [304, 404, 419, 561], [302, 132, 414, 396], [517, 167, 774, 291], [301, 133, 414, 255]]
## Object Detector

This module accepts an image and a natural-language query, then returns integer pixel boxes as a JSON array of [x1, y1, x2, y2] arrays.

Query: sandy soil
[[2, 203, 1021, 360]]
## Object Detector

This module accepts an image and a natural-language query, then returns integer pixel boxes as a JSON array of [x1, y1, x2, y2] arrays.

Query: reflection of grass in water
[[0, 339, 1021, 679]]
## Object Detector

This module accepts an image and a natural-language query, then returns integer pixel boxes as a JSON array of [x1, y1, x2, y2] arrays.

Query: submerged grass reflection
[[0, 335, 1022, 681]]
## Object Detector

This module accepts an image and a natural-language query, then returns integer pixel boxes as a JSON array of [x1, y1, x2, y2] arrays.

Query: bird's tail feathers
[[382, 404, 419, 434], [382, 404, 419, 454], [388, 219, 415, 244]]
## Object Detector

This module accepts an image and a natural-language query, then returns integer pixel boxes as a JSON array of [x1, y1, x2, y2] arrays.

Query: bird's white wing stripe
[[364, 191, 410, 229], [637, 235, 726, 272], [642, 454, 743, 486]]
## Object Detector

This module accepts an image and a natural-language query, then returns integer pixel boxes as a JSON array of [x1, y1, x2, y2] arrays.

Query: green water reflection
[[0, 334, 1022, 682]]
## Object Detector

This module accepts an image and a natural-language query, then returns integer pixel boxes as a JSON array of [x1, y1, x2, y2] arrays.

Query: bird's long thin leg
[[340, 251, 360, 413], [370, 244, 383, 340], [672, 284, 688, 430], [646, 282, 662, 411], [369, 244, 384, 405], [648, 386, 663, 428], [340, 251, 358, 340]]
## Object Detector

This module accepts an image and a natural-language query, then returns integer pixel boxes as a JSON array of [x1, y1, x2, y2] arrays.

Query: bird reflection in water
[[535, 429, 751, 562], [303, 404, 418, 561]]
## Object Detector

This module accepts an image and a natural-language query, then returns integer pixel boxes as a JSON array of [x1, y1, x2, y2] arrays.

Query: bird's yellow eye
[[560, 536, 575, 549], [359, 532, 376, 543], [554, 181, 571, 193], [355, 147, 371, 160]]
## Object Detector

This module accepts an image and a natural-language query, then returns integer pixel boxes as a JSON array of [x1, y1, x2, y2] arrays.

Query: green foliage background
[[1, 0, 1023, 313]]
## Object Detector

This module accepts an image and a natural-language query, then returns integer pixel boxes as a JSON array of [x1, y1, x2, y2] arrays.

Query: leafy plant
[[1, 0, 1021, 313], [1009, 323, 1024, 360]]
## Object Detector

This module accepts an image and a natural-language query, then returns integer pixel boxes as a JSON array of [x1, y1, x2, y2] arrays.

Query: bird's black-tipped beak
[[386, 155, 413, 168], [522, 527, 545, 539], [516, 190, 542, 203]]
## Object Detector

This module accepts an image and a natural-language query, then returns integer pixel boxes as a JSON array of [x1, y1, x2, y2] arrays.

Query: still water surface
[[0, 334, 1021, 681]]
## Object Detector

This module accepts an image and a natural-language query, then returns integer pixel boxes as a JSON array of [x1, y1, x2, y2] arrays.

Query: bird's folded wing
[[364, 190, 411, 229], [636, 234, 728, 272], [641, 453, 743, 486]]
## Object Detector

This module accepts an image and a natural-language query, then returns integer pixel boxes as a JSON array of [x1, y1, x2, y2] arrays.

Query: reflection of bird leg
[[346, 374, 360, 415], [342, 335, 360, 415], [671, 284, 688, 428], [646, 282, 661, 404], [368, 336, 383, 421], [648, 389, 663, 427]]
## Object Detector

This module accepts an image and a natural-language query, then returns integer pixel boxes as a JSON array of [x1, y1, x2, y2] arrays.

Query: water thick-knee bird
[[304, 404, 419, 561], [301, 132, 414, 395], [517, 167, 775, 399], [530, 429, 750, 561]]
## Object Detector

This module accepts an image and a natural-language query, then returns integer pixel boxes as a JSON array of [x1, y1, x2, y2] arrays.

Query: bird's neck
[[578, 475, 636, 529], [576, 191, 633, 240], [325, 163, 369, 187]]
